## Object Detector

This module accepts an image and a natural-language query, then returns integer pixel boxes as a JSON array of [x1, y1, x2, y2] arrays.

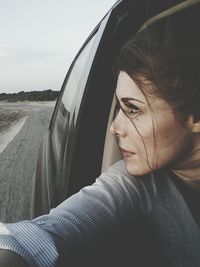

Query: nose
[[109, 109, 127, 137]]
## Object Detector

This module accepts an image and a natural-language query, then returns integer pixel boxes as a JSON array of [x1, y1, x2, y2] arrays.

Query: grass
[[0, 108, 28, 132]]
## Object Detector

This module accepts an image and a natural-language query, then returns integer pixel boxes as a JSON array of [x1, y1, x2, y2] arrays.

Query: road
[[0, 102, 55, 223]]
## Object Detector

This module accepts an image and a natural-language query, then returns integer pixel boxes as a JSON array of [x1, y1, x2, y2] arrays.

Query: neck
[[172, 135, 200, 181], [173, 167, 200, 193]]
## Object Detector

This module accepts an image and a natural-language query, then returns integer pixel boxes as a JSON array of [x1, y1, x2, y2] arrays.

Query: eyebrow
[[114, 93, 145, 104], [115, 94, 145, 104]]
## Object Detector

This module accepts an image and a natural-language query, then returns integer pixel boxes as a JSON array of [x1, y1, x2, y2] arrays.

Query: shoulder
[[92, 160, 158, 214], [92, 160, 141, 202], [99, 161, 174, 212], [96, 160, 139, 189], [97, 160, 157, 199]]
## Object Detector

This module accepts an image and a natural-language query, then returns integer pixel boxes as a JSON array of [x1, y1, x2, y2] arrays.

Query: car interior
[[1, 1, 200, 266], [101, 0, 200, 173]]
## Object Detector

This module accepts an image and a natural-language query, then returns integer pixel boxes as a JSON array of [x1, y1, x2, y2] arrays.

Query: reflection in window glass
[[62, 35, 96, 112], [53, 32, 98, 162], [52, 12, 111, 164]]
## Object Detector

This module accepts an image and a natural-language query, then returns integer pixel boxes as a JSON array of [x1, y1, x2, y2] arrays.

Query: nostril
[[110, 120, 119, 136], [110, 121, 121, 141]]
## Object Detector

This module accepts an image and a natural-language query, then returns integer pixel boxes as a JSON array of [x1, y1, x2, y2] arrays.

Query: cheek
[[150, 116, 191, 168], [128, 116, 155, 155], [131, 114, 186, 167], [156, 119, 182, 148], [134, 116, 154, 140]]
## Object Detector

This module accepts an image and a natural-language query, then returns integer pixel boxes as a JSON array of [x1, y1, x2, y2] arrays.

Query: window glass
[[52, 12, 110, 162], [52, 33, 97, 162], [62, 35, 96, 112]]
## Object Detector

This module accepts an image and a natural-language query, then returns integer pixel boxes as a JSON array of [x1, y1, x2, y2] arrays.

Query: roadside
[[0, 107, 28, 133], [0, 101, 55, 154], [0, 116, 28, 154], [0, 102, 55, 222]]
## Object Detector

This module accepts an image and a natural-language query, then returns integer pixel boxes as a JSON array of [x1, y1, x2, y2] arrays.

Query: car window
[[51, 13, 110, 165], [52, 33, 97, 162], [62, 36, 97, 112]]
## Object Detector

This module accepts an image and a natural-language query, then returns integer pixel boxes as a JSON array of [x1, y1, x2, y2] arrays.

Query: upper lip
[[119, 147, 134, 154]]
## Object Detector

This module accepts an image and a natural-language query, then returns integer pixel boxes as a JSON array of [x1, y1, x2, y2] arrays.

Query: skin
[[110, 71, 200, 178]]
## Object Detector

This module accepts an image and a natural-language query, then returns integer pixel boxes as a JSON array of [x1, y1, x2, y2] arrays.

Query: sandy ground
[[0, 116, 28, 154], [0, 101, 55, 154], [0, 102, 55, 222], [0, 100, 56, 107]]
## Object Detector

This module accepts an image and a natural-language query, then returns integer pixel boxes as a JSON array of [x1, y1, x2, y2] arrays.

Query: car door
[[31, 0, 188, 217]]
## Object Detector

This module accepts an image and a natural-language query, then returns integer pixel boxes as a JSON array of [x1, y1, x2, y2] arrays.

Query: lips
[[119, 147, 135, 159]]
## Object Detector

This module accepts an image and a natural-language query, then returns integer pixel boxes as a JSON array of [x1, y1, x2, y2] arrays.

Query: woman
[[0, 6, 200, 267]]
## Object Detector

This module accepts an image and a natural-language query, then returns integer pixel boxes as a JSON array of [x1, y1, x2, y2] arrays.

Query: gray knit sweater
[[0, 160, 200, 267]]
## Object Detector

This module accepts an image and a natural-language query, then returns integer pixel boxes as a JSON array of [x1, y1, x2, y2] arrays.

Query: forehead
[[116, 71, 147, 102], [116, 71, 173, 112]]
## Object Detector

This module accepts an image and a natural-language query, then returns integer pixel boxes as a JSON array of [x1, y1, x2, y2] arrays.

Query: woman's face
[[110, 71, 193, 176]]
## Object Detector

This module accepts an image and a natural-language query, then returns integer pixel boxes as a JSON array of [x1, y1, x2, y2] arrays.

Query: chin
[[125, 161, 152, 177]]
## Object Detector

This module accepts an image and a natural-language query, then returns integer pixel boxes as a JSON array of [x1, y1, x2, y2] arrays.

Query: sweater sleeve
[[0, 160, 141, 267]]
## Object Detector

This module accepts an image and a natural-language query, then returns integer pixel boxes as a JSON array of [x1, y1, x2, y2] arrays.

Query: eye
[[123, 102, 140, 118]]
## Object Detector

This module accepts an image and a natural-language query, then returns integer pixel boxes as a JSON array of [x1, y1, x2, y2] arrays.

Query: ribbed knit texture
[[0, 160, 200, 267]]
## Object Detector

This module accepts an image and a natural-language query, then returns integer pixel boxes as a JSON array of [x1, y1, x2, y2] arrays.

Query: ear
[[187, 115, 200, 133]]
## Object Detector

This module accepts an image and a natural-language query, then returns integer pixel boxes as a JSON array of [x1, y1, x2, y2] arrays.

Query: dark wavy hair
[[114, 4, 200, 123]]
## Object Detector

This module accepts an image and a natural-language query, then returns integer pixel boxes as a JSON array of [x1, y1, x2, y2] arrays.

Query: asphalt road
[[0, 102, 54, 223]]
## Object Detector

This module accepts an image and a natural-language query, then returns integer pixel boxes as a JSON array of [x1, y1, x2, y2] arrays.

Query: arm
[[0, 161, 142, 267]]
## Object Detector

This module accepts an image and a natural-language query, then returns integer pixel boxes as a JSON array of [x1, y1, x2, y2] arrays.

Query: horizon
[[0, 89, 59, 95]]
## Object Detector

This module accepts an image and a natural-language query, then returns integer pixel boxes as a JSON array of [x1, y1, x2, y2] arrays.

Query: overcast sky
[[0, 0, 117, 93]]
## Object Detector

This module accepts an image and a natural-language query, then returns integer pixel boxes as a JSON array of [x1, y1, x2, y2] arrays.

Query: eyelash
[[124, 102, 140, 115], [113, 101, 141, 120]]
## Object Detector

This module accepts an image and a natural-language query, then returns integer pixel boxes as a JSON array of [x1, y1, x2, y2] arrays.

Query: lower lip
[[122, 151, 135, 159]]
